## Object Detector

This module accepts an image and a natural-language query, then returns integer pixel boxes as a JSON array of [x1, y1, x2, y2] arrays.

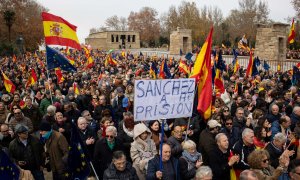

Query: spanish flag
[[149, 62, 158, 79], [288, 18, 296, 44], [55, 68, 64, 83], [83, 46, 94, 68], [179, 60, 190, 75], [246, 51, 254, 77], [190, 27, 213, 120], [105, 54, 117, 67], [73, 82, 80, 95], [42, 12, 81, 50], [25, 69, 38, 88], [214, 68, 225, 94], [2, 72, 16, 94]]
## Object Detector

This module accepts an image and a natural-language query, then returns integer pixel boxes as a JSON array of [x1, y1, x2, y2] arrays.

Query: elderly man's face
[[113, 155, 127, 171], [162, 144, 171, 162], [14, 109, 23, 120], [106, 130, 116, 143], [271, 105, 279, 115], [77, 119, 88, 131], [236, 109, 244, 121]]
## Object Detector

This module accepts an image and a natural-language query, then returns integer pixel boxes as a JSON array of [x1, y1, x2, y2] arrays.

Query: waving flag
[[25, 69, 38, 88], [179, 60, 190, 75], [288, 18, 296, 44], [2, 72, 16, 94], [55, 68, 64, 83], [159, 60, 171, 79], [105, 54, 118, 67], [263, 60, 270, 71], [232, 49, 240, 74], [82, 47, 94, 68], [42, 12, 80, 50], [0, 149, 20, 180], [46, 46, 77, 72], [238, 34, 250, 51], [246, 51, 254, 77], [190, 27, 213, 120], [149, 62, 158, 79], [73, 82, 80, 95], [67, 123, 90, 179]]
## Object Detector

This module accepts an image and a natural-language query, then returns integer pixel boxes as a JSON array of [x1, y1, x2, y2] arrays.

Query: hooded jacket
[[130, 123, 157, 172]]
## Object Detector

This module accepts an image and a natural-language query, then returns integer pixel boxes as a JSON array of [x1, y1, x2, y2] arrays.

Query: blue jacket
[[147, 155, 180, 180]]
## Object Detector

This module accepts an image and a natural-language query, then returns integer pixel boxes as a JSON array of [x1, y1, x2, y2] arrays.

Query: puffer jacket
[[103, 161, 139, 180], [130, 123, 157, 174]]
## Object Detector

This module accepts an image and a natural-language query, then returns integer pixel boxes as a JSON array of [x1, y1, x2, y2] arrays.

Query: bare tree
[[291, 0, 300, 19]]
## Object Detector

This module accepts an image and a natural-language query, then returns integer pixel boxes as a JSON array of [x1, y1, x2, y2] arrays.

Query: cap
[[39, 122, 52, 131], [116, 87, 124, 93], [15, 124, 29, 134], [207, 120, 221, 129]]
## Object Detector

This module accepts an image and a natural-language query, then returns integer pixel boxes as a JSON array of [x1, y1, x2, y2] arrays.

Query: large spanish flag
[[2, 72, 16, 94], [288, 18, 295, 44], [190, 27, 213, 120], [42, 12, 81, 50]]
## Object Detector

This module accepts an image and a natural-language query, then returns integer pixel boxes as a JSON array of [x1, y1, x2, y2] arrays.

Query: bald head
[[293, 106, 300, 116]]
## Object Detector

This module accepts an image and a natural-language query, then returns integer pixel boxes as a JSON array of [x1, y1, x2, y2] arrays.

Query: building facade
[[169, 27, 192, 55], [85, 31, 140, 50]]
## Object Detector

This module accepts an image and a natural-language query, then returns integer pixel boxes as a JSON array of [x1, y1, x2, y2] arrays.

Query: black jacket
[[265, 141, 283, 168], [147, 155, 180, 180], [208, 148, 231, 180], [232, 140, 255, 171], [22, 105, 42, 131], [103, 161, 138, 180], [198, 129, 217, 165], [93, 138, 124, 178], [167, 136, 184, 159], [179, 156, 197, 180], [9, 135, 44, 170], [220, 127, 240, 149]]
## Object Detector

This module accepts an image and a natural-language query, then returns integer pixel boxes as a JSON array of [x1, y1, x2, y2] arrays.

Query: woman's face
[[139, 131, 148, 140], [187, 147, 196, 155], [103, 120, 111, 127], [127, 86, 133, 92], [263, 120, 271, 128], [151, 121, 160, 131], [223, 108, 230, 115], [260, 155, 269, 168], [261, 128, 267, 138]]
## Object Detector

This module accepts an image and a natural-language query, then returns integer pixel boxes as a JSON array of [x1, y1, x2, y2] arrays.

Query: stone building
[[85, 31, 140, 50], [255, 23, 289, 64], [169, 27, 192, 55]]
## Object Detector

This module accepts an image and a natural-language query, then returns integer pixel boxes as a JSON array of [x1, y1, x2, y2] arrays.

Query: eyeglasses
[[225, 123, 233, 126], [262, 159, 269, 163], [173, 131, 182, 134], [223, 109, 229, 112], [106, 135, 114, 139]]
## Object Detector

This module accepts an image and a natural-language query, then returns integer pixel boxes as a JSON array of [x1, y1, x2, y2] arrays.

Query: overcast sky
[[36, 0, 296, 43]]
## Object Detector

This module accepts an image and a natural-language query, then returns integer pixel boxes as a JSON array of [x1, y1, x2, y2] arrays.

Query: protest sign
[[134, 78, 195, 121]]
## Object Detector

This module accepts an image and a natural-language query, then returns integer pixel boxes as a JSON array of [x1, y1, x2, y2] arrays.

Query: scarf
[[107, 139, 115, 150], [182, 150, 201, 163], [123, 123, 134, 137]]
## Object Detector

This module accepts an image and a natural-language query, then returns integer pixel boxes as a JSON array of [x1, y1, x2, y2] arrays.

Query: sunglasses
[[223, 110, 229, 112], [226, 123, 232, 126], [106, 135, 114, 139], [262, 159, 269, 163]]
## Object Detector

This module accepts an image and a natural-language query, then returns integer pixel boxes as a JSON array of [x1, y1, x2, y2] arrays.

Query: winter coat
[[9, 116, 33, 134], [22, 105, 42, 132], [9, 135, 44, 170], [130, 123, 157, 179], [39, 97, 57, 115], [232, 140, 255, 171], [208, 147, 231, 180], [167, 136, 184, 159], [45, 130, 69, 175], [146, 155, 180, 180], [103, 161, 139, 180], [0, 108, 9, 124], [198, 129, 217, 165], [93, 137, 124, 178], [117, 123, 134, 162], [251, 165, 285, 180], [265, 141, 283, 168], [220, 127, 240, 149], [290, 112, 300, 131]]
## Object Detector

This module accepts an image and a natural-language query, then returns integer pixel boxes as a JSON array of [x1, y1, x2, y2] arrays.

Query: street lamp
[[16, 36, 24, 55]]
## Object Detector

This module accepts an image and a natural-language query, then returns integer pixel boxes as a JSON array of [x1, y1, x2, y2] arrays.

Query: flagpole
[[184, 117, 191, 141], [159, 118, 165, 171], [89, 161, 99, 180]]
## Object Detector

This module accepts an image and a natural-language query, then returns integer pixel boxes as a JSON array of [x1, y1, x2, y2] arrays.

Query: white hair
[[215, 133, 227, 143], [242, 128, 253, 139], [47, 105, 56, 114], [182, 140, 196, 151], [105, 126, 117, 135], [195, 166, 213, 179], [273, 132, 287, 143]]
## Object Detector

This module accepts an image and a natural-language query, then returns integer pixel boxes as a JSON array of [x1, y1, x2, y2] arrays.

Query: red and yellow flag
[[190, 27, 214, 120], [25, 69, 38, 88], [42, 12, 81, 50], [245, 51, 254, 77], [214, 69, 225, 94], [55, 68, 64, 83], [179, 60, 190, 75], [105, 54, 117, 67], [2, 72, 16, 94], [73, 82, 80, 95], [83, 46, 94, 68], [288, 18, 296, 44], [233, 59, 240, 74]]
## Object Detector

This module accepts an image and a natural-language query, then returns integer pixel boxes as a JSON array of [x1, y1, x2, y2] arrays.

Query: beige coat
[[130, 123, 157, 180], [252, 165, 284, 180]]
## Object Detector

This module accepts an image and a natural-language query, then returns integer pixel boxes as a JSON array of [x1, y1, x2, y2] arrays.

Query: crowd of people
[[0, 47, 299, 180]]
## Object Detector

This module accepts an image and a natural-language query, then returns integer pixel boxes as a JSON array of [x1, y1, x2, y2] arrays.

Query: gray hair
[[239, 170, 258, 180], [293, 106, 300, 114], [242, 128, 254, 139], [182, 140, 196, 151], [77, 117, 87, 124], [81, 110, 90, 116], [195, 166, 213, 179], [215, 133, 227, 143], [273, 132, 287, 143], [105, 126, 117, 135], [47, 105, 56, 114]]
